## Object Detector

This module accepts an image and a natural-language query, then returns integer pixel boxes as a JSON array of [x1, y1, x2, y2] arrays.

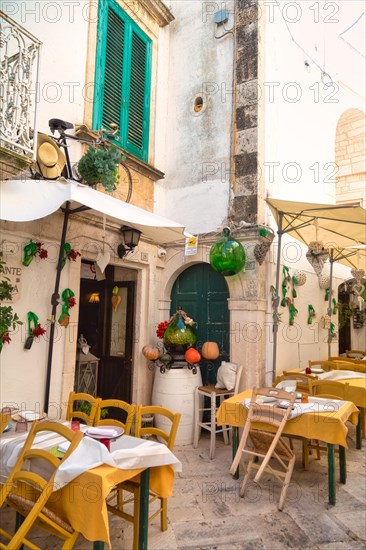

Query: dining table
[[283, 368, 366, 447], [0, 420, 182, 549], [216, 391, 359, 506]]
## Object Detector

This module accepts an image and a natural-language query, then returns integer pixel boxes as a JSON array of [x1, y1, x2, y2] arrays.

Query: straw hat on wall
[[35, 133, 66, 179]]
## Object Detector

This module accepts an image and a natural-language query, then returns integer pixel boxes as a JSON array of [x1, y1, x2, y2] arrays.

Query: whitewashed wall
[[154, 0, 235, 234]]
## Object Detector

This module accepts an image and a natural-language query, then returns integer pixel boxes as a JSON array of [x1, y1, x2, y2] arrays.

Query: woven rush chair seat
[[0, 420, 83, 550], [197, 385, 235, 395], [6, 493, 73, 533]]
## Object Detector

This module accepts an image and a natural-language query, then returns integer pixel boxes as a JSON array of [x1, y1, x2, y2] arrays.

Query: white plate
[[12, 411, 46, 422], [310, 368, 324, 374], [85, 426, 124, 440]]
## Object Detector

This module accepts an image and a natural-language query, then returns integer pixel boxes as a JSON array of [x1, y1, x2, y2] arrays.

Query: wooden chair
[[0, 411, 11, 434], [346, 349, 366, 358], [305, 380, 352, 461], [328, 361, 366, 374], [345, 363, 366, 374], [278, 372, 321, 467], [309, 380, 350, 400], [66, 391, 100, 426], [0, 420, 83, 549], [94, 399, 135, 434], [280, 372, 314, 392], [193, 364, 243, 459], [107, 405, 181, 550], [230, 386, 297, 510], [329, 356, 365, 366]]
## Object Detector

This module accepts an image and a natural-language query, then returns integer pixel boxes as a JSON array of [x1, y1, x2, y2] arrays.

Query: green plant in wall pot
[[77, 145, 124, 193], [0, 253, 22, 352]]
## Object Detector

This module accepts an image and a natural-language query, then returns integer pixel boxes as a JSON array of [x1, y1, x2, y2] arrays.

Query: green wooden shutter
[[126, 29, 151, 162], [102, 7, 125, 144], [93, 0, 151, 162]]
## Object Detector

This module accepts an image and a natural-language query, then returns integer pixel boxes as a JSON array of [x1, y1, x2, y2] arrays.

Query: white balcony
[[0, 12, 41, 179]]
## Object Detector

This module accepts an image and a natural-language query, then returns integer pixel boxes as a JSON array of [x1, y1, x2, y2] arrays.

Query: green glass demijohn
[[163, 308, 198, 347], [209, 227, 246, 276]]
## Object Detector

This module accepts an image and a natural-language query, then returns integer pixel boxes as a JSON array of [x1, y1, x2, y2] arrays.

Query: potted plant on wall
[[77, 145, 123, 192], [0, 253, 22, 352]]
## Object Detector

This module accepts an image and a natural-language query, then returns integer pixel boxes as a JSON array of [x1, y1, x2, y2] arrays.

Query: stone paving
[[1, 425, 365, 549]]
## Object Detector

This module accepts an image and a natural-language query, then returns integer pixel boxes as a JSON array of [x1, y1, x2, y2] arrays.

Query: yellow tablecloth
[[280, 369, 366, 409], [217, 390, 359, 448], [47, 463, 175, 544]]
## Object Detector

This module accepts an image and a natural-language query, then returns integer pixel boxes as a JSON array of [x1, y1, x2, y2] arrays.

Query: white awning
[[0, 178, 190, 244]]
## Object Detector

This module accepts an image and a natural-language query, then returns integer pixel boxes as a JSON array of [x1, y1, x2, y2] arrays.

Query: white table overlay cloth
[[0, 423, 182, 490]]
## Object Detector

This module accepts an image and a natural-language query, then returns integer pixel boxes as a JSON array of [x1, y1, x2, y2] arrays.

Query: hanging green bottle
[[163, 308, 197, 346], [210, 228, 246, 276]]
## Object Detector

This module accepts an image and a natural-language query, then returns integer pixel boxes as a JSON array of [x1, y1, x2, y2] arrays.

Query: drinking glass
[[15, 419, 28, 433], [71, 419, 80, 432]]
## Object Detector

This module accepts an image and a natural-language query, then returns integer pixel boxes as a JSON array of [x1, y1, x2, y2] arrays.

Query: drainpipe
[[327, 248, 335, 358], [272, 212, 283, 383], [44, 202, 70, 413]]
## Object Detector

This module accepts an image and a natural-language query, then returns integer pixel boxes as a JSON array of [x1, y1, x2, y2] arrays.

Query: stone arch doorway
[[170, 263, 230, 385]]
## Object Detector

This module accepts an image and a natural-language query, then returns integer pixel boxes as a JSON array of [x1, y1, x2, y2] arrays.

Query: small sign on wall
[[185, 236, 198, 256], [1, 262, 22, 302]]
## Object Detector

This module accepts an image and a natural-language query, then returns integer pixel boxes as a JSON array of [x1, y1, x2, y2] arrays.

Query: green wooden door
[[170, 263, 229, 385]]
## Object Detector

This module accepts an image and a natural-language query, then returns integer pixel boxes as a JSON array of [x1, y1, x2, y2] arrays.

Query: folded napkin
[[86, 427, 119, 437], [57, 441, 70, 453], [19, 411, 40, 421], [318, 370, 366, 381]]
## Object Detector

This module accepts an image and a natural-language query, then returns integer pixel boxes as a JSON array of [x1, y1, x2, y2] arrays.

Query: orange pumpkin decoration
[[202, 341, 220, 360], [142, 345, 160, 361], [185, 347, 201, 364]]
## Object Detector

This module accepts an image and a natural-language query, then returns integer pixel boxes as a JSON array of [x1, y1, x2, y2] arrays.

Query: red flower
[[39, 249, 48, 259], [68, 297, 76, 308], [3, 332, 11, 345], [31, 324, 46, 337], [156, 320, 169, 340], [66, 249, 81, 262], [35, 242, 48, 259]]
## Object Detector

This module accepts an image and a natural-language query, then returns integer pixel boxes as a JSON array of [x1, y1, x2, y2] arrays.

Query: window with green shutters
[[93, 0, 152, 162]]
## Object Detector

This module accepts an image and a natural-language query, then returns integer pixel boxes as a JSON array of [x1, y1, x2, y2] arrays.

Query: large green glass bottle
[[210, 227, 246, 276], [163, 308, 197, 347]]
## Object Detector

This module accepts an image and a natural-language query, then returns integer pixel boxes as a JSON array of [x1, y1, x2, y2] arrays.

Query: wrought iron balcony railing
[[0, 11, 41, 178]]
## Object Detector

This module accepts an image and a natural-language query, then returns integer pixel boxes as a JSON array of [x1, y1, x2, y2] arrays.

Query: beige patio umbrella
[[266, 198, 366, 382]]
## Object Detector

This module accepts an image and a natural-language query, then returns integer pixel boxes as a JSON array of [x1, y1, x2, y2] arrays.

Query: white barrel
[[151, 366, 202, 445]]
